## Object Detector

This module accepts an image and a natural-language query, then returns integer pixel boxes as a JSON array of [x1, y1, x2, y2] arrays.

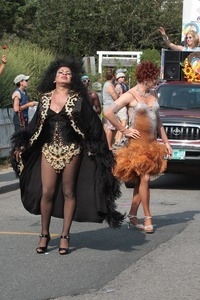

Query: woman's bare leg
[[59, 154, 81, 252], [139, 174, 153, 228], [127, 171, 153, 233], [128, 174, 151, 225], [128, 178, 142, 225], [37, 154, 57, 249]]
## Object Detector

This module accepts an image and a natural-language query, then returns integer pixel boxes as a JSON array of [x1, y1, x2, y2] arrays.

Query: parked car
[[157, 81, 200, 175]]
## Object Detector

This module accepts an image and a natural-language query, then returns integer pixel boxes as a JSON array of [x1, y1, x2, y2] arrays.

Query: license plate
[[172, 149, 186, 160]]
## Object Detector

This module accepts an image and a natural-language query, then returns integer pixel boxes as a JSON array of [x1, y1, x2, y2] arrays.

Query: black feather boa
[[10, 94, 125, 228], [83, 138, 125, 228]]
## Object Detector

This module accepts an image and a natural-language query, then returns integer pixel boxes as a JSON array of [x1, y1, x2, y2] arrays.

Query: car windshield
[[156, 84, 200, 110]]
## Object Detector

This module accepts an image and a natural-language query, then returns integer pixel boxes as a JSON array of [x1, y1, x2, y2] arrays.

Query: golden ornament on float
[[182, 52, 200, 83]]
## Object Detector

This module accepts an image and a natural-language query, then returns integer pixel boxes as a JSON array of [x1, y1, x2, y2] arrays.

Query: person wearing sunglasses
[[159, 27, 200, 51], [12, 74, 37, 132], [81, 75, 101, 115]]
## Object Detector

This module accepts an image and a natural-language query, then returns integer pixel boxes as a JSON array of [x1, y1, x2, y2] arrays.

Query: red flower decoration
[[2, 45, 7, 50]]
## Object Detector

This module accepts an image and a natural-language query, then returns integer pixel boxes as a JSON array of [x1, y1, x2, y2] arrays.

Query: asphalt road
[[0, 174, 200, 300]]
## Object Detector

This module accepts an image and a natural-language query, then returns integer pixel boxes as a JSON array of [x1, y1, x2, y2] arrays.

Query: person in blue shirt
[[12, 74, 37, 132]]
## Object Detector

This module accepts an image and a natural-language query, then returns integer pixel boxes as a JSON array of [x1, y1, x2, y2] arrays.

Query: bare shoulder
[[89, 90, 98, 96], [125, 88, 138, 105], [89, 90, 99, 100]]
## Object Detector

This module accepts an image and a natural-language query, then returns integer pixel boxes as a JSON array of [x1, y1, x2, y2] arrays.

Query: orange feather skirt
[[113, 139, 167, 182]]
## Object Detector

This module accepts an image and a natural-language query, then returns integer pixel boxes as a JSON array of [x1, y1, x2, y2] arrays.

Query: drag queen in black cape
[[10, 56, 124, 254]]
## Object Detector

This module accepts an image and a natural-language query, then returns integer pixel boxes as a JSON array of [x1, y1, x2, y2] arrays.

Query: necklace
[[136, 85, 150, 98]]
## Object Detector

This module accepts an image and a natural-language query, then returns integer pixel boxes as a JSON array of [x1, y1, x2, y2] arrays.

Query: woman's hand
[[28, 101, 37, 107], [122, 127, 140, 139], [1, 55, 7, 64], [165, 142, 173, 159], [158, 27, 166, 36]]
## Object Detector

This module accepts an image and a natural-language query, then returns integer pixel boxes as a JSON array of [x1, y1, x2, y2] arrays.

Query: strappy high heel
[[36, 233, 51, 254], [126, 215, 144, 231], [59, 235, 70, 255], [144, 216, 154, 234]]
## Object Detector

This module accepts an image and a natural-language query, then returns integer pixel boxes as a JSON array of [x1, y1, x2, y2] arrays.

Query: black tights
[[40, 153, 81, 237]]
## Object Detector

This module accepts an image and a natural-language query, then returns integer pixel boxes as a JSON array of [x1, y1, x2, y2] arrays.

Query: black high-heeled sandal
[[36, 233, 51, 254], [59, 235, 70, 255]]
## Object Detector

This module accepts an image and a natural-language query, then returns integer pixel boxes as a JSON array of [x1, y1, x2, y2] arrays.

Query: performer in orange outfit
[[105, 61, 172, 233]]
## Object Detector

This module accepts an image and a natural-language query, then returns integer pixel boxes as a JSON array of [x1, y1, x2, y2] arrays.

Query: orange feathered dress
[[113, 101, 167, 182]]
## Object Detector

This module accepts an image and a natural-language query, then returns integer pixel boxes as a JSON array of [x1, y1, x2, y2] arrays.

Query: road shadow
[[48, 209, 200, 253]]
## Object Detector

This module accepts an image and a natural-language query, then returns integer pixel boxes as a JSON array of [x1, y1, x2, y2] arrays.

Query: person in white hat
[[12, 74, 37, 132], [116, 68, 127, 74]]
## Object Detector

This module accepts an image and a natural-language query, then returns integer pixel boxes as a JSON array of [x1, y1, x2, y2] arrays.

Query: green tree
[[13, 0, 39, 40], [24, 0, 183, 56], [0, 0, 26, 38], [1, 0, 183, 56], [0, 0, 184, 107]]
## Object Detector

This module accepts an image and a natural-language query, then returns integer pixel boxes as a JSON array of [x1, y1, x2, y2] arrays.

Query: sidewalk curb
[[0, 167, 19, 194], [0, 181, 19, 194]]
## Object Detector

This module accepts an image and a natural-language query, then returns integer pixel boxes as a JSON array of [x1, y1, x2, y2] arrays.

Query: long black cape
[[10, 92, 124, 228]]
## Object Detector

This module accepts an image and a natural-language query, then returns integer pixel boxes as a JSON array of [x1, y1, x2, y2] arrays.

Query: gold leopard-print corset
[[42, 108, 82, 173]]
